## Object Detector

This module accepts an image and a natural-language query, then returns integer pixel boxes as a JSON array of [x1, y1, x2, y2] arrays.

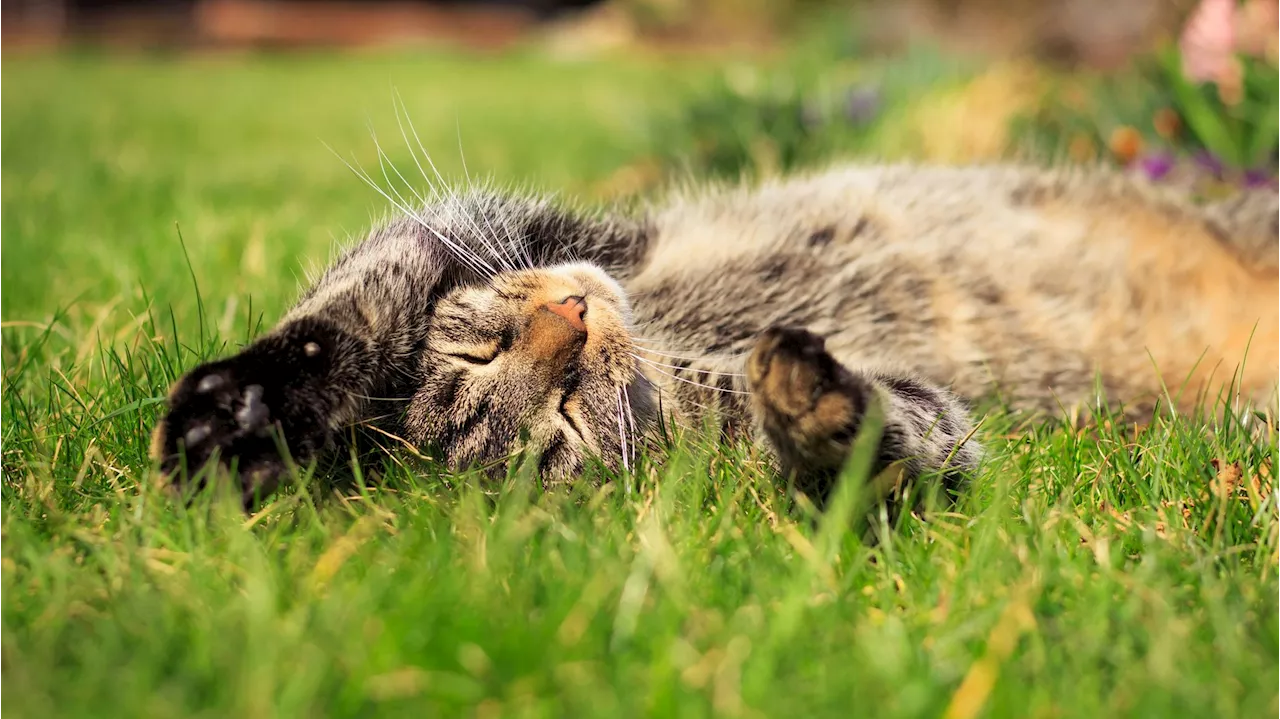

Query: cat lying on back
[[151, 163, 1279, 507]]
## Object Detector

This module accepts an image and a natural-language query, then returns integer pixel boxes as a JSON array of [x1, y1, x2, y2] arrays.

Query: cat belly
[[625, 171, 1277, 414]]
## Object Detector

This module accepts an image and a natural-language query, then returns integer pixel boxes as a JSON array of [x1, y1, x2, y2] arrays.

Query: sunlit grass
[[3, 50, 1277, 718]]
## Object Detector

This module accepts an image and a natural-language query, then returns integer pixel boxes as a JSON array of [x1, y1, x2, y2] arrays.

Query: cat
[[151, 163, 1279, 507]]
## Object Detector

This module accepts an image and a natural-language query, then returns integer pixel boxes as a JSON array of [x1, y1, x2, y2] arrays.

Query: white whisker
[[387, 95, 515, 273], [632, 356, 752, 395], [368, 125, 439, 234], [655, 382, 713, 416], [632, 343, 748, 364], [477, 193, 532, 272], [455, 115, 471, 184], [324, 142, 497, 278], [395, 99, 518, 274], [486, 188, 534, 270], [344, 390, 413, 403], [391, 91, 521, 273], [622, 383, 638, 465], [629, 336, 726, 349], [367, 119, 429, 207], [615, 390, 630, 473], [630, 353, 746, 377]]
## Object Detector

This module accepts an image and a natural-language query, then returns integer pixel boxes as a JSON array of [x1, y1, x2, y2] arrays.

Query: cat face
[[407, 262, 654, 479]]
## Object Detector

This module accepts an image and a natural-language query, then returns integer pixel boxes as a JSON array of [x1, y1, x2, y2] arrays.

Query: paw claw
[[235, 384, 269, 430]]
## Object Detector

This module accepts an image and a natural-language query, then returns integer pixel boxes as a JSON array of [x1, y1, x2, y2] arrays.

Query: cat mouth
[[557, 368, 585, 440]]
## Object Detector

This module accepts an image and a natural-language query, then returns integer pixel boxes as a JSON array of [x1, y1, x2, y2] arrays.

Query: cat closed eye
[[448, 351, 498, 365]]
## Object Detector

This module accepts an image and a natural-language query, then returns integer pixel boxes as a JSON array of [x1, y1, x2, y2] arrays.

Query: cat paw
[[151, 318, 368, 506], [747, 327, 870, 467]]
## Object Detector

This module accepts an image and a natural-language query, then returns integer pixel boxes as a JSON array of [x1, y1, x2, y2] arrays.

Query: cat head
[[408, 261, 656, 479]]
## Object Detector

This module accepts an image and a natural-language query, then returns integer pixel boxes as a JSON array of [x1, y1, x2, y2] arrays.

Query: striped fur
[[152, 164, 1278, 506]]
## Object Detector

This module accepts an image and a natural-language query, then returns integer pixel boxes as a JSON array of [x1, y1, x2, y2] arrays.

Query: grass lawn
[[2, 49, 1277, 718]]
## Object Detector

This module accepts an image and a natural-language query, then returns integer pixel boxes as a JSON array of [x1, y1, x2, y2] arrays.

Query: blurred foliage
[[649, 41, 978, 179], [1011, 47, 1278, 189], [1008, 0, 1280, 190], [1157, 49, 1278, 173], [650, 1, 1277, 188]]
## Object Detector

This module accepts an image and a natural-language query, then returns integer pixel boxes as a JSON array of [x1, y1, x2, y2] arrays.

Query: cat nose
[[546, 295, 587, 332]]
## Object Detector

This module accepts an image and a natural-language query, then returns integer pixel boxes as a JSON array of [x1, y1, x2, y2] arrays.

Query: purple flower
[[1242, 167, 1278, 188], [1192, 150, 1226, 179], [1138, 152, 1177, 181], [842, 86, 881, 126]]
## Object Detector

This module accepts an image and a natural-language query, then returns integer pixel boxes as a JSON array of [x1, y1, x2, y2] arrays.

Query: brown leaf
[[1211, 459, 1243, 500], [1254, 460, 1274, 499]]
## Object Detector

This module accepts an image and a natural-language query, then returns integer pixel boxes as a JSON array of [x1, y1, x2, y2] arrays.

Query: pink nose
[[546, 295, 587, 332]]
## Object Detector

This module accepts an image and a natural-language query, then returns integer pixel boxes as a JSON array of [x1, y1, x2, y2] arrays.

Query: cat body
[[151, 163, 1278, 505], [637, 165, 1278, 415]]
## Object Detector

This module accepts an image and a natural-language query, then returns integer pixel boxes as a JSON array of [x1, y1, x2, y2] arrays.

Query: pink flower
[[1180, 0, 1238, 82], [1179, 0, 1255, 104], [1238, 0, 1279, 61]]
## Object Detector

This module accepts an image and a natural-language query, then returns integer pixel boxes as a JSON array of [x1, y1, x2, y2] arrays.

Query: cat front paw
[[151, 318, 369, 506], [747, 327, 870, 469]]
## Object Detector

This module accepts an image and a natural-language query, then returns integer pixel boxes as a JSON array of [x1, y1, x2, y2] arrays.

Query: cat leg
[[746, 327, 980, 504], [152, 194, 647, 505], [151, 225, 446, 505]]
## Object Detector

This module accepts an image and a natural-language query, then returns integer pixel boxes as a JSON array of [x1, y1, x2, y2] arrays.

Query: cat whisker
[[622, 383, 638, 467], [615, 389, 630, 473], [652, 382, 711, 419], [486, 191, 535, 270], [384, 122, 519, 277], [344, 390, 413, 403], [467, 193, 530, 273], [470, 200, 525, 274], [631, 354, 749, 387], [629, 336, 729, 352], [329, 144, 485, 277], [387, 101, 517, 275], [367, 125, 457, 264], [325, 142, 497, 278], [632, 356, 752, 395], [346, 411, 403, 428], [629, 352, 747, 377], [367, 119, 429, 208], [391, 100, 454, 208], [451, 120, 531, 271], [391, 95, 470, 217], [389, 92, 519, 274], [632, 343, 748, 364]]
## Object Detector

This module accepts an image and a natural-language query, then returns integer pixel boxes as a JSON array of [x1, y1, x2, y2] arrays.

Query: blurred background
[[2, 0, 1277, 330], [5, 0, 1277, 181]]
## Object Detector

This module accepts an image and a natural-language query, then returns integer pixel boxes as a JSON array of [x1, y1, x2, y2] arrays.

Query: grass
[[3, 49, 1277, 718]]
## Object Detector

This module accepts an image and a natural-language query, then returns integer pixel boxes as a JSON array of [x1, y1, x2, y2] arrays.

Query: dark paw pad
[[747, 327, 868, 457], [151, 318, 364, 505], [152, 367, 291, 502]]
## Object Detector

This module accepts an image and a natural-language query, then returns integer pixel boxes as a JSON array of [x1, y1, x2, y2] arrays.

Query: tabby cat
[[151, 163, 1279, 506]]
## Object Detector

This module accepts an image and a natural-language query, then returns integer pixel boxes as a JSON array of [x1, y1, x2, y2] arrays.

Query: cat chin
[[622, 371, 660, 432]]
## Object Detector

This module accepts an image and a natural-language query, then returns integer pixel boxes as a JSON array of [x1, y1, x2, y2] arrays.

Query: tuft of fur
[[152, 163, 1278, 507]]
